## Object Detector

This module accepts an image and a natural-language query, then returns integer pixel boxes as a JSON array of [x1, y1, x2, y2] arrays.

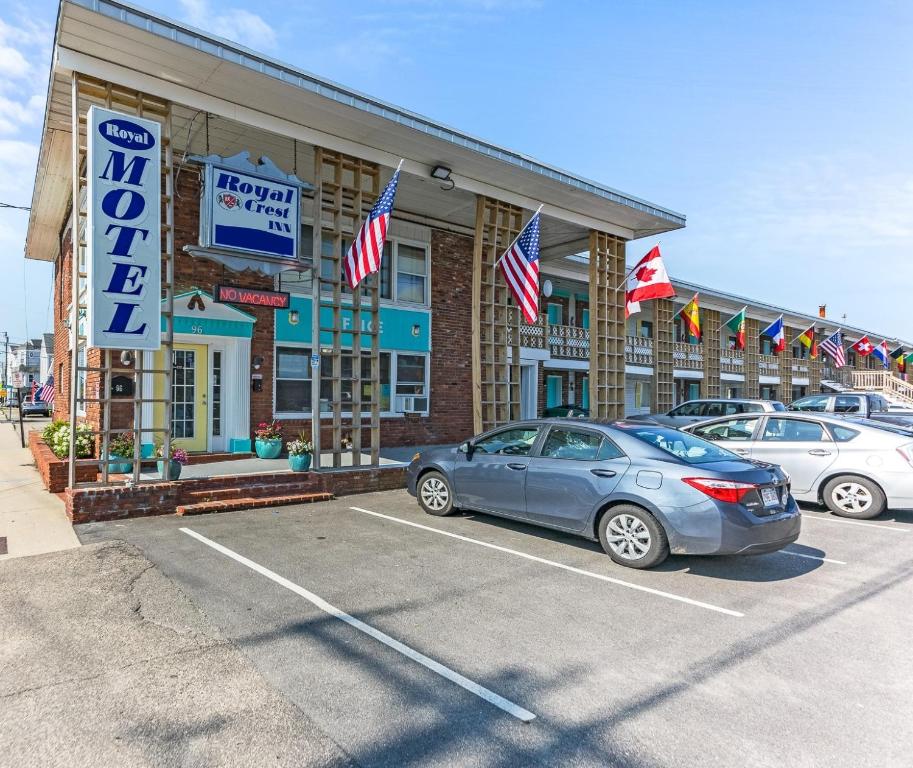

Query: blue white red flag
[[760, 315, 786, 353], [871, 340, 890, 369], [344, 161, 403, 290], [498, 210, 541, 323], [37, 375, 55, 405]]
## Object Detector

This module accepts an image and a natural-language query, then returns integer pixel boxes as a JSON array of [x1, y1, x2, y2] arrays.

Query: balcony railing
[[720, 349, 744, 373], [625, 335, 654, 365], [758, 354, 779, 373], [672, 341, 703, 370], [549, 324, 589, 360]]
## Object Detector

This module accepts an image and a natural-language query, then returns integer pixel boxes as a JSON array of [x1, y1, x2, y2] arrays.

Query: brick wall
[[28, 431, 97, 493]]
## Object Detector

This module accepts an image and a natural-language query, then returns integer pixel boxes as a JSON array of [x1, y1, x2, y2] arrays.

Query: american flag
[[498, 211, 541, 323], [820, 330, 846, 368], [344, 162, 403, 290], [36, 375, 55, 405]]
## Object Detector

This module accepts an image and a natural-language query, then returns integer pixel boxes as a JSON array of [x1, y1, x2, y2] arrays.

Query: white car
[[684, 412, 913, 519]]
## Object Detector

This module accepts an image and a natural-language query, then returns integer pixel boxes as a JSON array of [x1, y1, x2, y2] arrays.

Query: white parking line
[[780, 549, 847, 565], [179, 527, 535, 723], [801, 514, 910, 532], [348, 507, 744, 618]]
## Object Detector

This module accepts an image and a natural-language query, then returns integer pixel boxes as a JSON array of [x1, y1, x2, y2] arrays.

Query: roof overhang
[[26, 0, 685, 262]]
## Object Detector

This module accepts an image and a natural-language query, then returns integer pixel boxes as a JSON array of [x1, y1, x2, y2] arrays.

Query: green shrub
[[43, 420, 94, 459]]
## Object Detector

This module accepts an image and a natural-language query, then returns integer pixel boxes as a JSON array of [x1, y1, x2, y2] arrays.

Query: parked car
[[5, 393, 20, 408], [541, 404, 589, 418], [788, 392, 913, 428], [684, 412, 913, 519], [407, 419, 799, 569], [21, 398, 51, 417], [628, 398, 786, 427]]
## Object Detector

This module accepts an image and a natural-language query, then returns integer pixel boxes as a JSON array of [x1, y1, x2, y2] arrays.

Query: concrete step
[[175, 491, 333, 516], [184, 481, 319, 503]]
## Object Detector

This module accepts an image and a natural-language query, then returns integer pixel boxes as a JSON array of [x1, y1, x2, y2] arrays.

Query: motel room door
[[154, 343, 209, 452]]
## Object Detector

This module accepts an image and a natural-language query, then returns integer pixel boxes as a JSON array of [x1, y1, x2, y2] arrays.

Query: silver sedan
[[684, 413, 913, 519]]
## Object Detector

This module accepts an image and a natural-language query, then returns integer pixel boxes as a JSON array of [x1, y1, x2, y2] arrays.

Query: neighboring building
[[5, 340, 42, 390], [39, 333, 55, 384], [22, 0, 909, 476]]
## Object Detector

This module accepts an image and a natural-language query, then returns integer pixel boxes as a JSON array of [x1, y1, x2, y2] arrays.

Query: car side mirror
[[459, 440, 474, 458]]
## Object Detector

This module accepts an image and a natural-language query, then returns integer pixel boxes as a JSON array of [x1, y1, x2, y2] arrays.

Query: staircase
[[851, 370, 913, 407], [175, 473, 333, 516]]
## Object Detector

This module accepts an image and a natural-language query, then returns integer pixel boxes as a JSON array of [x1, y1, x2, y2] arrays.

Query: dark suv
[[788, 392, 913, 427]]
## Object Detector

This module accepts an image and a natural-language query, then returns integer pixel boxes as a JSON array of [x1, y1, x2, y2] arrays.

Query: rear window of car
[[834, 396, 862, 413], [617, 425, 742, 464], [827, 424, 860, 442], [742, 402, 764, 413], [771, 401, 787, 411], [789, 395, 829, 412]]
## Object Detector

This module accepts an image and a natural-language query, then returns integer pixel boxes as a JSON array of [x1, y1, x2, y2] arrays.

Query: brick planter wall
[[28, 431, 97, 493], [64, 465, 407, 524]]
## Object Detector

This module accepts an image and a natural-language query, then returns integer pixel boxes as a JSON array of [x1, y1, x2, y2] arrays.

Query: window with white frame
[[277, 226, 427, 306], [76, 345, 86, 416]]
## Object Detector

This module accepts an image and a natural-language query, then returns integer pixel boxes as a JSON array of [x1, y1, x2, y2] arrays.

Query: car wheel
[[417, 471, 456, 517], [598, 504, 669, 569], [822, 476, 886, 519]]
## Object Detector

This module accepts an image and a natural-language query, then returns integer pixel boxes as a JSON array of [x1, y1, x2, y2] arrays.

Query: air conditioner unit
[[395, 395, 428, 414]]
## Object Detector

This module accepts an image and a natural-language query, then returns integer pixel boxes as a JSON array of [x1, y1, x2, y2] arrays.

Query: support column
[[779, 326, 794, 403], [652, 298, 674, 412], [472, 196, 522, 433], [587, 231, 626, 419], [702, 308, 721, 398], [744, 318, 760, 398]]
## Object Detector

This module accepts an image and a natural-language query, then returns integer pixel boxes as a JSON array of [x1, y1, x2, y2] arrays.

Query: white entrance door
[[520, 364, 538, 419]]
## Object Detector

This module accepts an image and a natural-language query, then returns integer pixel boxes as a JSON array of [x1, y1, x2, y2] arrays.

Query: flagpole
[[716, 305, 748, 333], [494, 203, 544, 269]]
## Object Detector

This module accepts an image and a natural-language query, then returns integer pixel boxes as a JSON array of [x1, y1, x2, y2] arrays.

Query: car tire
[[417, 471, 457, 517], [822, 476, 886, 520], [598, 504, 669, 569]]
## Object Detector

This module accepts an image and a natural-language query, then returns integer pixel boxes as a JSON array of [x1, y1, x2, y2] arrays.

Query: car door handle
[[590, 469, 617, 478], [507, 463, 527, 471], [732, 448, 750, 455], [807, 449, 832, 456]]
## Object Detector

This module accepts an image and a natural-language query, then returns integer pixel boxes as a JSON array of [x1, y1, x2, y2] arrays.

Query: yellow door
[[153, 343, 209, 452]]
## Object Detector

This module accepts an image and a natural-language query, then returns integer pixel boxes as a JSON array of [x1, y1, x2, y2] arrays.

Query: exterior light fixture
[[430, 164, 454, 190], [252, 355, 263, 370], [542, 279, 554, 298], [411, 324, 421, 337], [119, 350, 134, 366], [288, 309, 300, 325]]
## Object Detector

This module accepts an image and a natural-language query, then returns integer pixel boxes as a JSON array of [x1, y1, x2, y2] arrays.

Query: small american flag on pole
[[37, 375, 55, 405], [497, 207, 542, 324], [820, 330, 846, 368], [344, 160, 403, 290]]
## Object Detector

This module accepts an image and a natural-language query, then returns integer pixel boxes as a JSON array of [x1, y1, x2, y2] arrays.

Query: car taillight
[[897, 444, 913, 469], [682, 477, 759, 504]]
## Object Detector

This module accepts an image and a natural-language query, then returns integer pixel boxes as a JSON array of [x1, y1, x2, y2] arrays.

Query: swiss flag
[[851, 336, 874, 356], [625, 246, 676, 318]]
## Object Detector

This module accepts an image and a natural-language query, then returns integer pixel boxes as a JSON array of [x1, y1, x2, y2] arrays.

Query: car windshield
[[618, 425, 743, 464]]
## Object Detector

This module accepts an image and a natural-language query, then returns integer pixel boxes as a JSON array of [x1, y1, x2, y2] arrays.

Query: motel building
[[25, 1, 912, 520]]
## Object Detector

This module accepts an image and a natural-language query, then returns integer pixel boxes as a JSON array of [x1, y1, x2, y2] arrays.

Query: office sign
[[86, 106, 161, 350], [202, 157, 301, 260], [213, 284, 290, 309]]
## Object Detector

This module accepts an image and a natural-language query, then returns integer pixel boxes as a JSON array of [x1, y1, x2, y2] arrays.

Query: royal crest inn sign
[[86, 106, 162, 350]]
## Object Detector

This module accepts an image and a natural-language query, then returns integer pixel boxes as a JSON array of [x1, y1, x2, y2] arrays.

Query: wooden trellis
[[702, 308, 721, 398], [471, 197, 523, 433], [587, 232, 626, 419], [779, 326, 794, 400], [808, 354, 822, 393], [744, 318, 760, 398], [67, 74, 175, 487], [652, 298, 675, 412], [311, 148, 381, 467]]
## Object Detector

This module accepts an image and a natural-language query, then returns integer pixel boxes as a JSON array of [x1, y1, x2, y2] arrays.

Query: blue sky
[[1, 0, 911, 345]]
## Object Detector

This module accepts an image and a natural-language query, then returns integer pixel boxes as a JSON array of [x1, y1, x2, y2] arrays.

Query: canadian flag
[[626, 246, 676, 318], [851, 336, 874, 356]]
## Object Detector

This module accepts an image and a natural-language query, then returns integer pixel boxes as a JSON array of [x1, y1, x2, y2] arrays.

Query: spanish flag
[[796, 325, 817, 358], [679, 293, 701, 343]]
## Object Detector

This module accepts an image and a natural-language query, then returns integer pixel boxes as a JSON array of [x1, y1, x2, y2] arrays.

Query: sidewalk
[[0, 415, 79, 560]]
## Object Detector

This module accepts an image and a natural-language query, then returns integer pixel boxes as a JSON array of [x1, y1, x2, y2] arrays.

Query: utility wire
[[0, 202, 30, 211]]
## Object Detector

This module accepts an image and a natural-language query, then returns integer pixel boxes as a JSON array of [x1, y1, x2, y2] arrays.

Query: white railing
[[721, 349, 744, 373], [852, 370, 913, 404], [549, 324, 589, 360], [672, 341, 703, 370], [625, 335, 654, 365]]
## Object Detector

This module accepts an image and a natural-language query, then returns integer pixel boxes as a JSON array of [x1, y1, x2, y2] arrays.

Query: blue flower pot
[[255, 437, 282, 459], [288, 453, 312, 472], [101, 453, 133, 474], [156, 459, 182, 480]]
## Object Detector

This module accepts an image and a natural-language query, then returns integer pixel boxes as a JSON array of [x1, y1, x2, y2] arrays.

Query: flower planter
[[156, 459, 183, 480], [288, 453, 312, 472], [100, 453, 133, 475], [255, 437, 282, 459]]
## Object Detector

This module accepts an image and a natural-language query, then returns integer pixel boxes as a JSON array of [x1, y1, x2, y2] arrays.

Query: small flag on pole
[[497, 209, 541, 324], [794, 325, 817, 359], [625, 246, 675, 318], [344, 160, 403, 290], [37, 375, 55, 405], [678, 293, 701, 342], [820, 330, 846, 367], [723, 307, 748, 350], [851, 336, 874, 357], [760, 315, 786, 353], [871, 340, 890, 369]]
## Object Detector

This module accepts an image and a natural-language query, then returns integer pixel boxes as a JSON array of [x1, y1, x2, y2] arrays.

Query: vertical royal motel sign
[[86, 106, 162, 350]]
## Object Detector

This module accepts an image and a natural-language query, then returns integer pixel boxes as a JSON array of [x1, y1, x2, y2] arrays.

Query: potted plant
[[254, 420, 283, 459], [155, 445, 189, 480], [101, 432, 134, 474], [286, 434, 313, 472]]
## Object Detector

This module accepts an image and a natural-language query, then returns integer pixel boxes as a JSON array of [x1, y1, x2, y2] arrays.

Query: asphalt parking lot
[[78, 490, 913, 767]]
